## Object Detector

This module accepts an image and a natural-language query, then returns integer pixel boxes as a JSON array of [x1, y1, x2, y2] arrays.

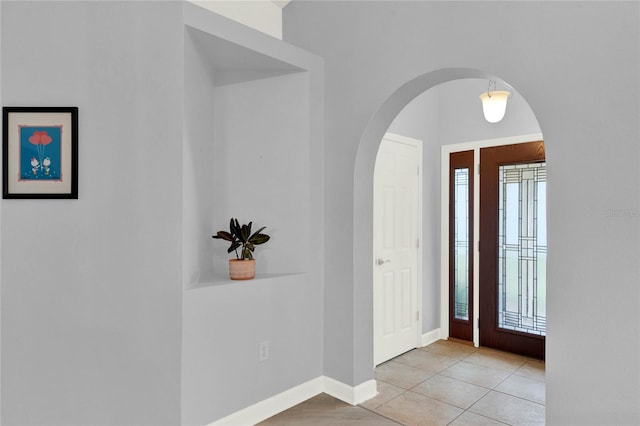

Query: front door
[[479, 141, 546, 360], [373, 134, 421, 365]]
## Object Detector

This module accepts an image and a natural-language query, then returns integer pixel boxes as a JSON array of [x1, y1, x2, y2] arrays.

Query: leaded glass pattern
[[454, 168, 469, 320], [498, 162, 546, 336]]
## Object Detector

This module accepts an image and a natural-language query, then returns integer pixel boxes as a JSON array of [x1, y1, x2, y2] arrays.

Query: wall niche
[[182, 3, 323, 289]]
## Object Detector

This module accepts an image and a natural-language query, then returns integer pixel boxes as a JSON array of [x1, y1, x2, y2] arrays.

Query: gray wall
[[1, 2, 184, 425], [1, 2, 326, 424], [211, 73, 311, 275], [387, 79, 541, 333], [182, 273, 323, 424], [387, 89, 442, 333], [431, 79, 541, 146], [2, 1, 637, 424], [183, 26, 217, 287], [285, 2, 640, 424], [182, 14, 324, 422]]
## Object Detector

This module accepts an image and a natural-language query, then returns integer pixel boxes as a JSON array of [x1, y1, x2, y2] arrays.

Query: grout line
[[491, 367, 518, 391], [446, 411, 466, 426], [358, 405, 406, 426], [512, 371, 546, 383], [489, 388, 546, 407], [358, 392, 409, 425], [372, 344, 545, 425], [446, 410, 511, 426]]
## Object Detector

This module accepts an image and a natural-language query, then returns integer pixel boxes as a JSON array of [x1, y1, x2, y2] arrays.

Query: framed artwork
[[3, 107, 78, 199]]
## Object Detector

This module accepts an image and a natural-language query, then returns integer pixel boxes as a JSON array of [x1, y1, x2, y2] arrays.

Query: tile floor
[[259, 339, 545, 425]]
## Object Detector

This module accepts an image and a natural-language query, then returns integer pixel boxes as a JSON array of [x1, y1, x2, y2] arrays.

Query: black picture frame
[[3, 106, 78, 199]]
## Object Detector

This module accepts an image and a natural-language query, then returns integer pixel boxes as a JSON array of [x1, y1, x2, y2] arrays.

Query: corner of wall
[[188, 0, 283, 39]]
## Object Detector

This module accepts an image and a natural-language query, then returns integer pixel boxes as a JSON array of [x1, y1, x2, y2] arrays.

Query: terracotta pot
[[228, 259, 256, 280]]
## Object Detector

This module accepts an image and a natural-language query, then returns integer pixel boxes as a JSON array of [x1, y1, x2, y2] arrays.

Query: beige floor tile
[[448, 411, 508, 425], [440, 361, 512, 389], [514, 360, 546, 382], [374, 391, 463, 426], [260, 346, 546, 425], [258, 393, 400, 425], [393, 348, 459, 373], [375, 360, 433, 389], [464, 350, 526, 372], [421, 340, 477, 359], [495, 374, 545, 404], [411, 374, 489, 409], [469, 391, 545, 426], [359, 381, 406, 410]]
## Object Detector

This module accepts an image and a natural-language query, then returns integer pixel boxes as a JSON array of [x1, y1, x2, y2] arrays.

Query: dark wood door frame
[[479, 141, 546, 360]]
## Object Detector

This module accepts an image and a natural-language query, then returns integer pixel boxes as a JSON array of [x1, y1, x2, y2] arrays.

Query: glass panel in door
[[498, 163, 546, 336], [449, 150, 473, 342], [454, 168, 470, 321]]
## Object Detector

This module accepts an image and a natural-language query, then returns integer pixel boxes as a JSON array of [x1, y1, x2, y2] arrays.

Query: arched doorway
[[354, 68, 546, 378]]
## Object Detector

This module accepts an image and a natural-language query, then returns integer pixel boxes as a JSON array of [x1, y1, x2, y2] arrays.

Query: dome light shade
[[479, 90, 510, 123]]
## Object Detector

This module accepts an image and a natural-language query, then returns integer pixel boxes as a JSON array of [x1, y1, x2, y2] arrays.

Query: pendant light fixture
[[479, 80, 510, 123]]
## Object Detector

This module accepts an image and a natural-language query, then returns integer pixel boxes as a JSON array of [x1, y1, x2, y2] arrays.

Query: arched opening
[[354, 68, 546, 381]]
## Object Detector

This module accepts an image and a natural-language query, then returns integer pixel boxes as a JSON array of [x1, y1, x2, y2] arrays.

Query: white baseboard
[[210, 377, 323, 426], [209, 376, 377, 426], [421, 328, 442, 347], [323, 376, 377, 405]]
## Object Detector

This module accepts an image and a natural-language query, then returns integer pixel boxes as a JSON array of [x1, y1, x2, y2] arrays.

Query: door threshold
[[444, 337, 475, 347]]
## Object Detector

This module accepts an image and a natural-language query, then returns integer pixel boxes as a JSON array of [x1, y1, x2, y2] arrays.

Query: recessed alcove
[[182, 3, 323, 290], [181, 4, 324, 424]]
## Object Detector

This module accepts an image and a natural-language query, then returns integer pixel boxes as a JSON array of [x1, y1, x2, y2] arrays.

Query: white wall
[[284, 2, 640, 424], [1, 2, 183, 424]]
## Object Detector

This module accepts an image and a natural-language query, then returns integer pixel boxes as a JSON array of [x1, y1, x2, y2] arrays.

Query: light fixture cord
[[487, 80, 496, 98]]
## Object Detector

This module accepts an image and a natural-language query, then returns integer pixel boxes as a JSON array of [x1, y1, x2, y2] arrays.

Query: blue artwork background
[[20, 126, 61, 180]]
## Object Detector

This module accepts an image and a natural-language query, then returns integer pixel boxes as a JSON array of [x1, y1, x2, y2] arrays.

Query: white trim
[[472, 145, 480, 348], [208, 376, 378, 426], [440, 147, 450, 341], [383, 131, 422, 147], [421, 328, 442, 347], [324, 377, 378, 406], [210, 377, 323, 426], [416, 138, 424, 349], [440, 133, 543, 348], [441, 133, 543, 153]]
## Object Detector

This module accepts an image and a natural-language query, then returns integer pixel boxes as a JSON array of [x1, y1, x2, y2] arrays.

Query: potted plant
[[212, 218, 270, 280]]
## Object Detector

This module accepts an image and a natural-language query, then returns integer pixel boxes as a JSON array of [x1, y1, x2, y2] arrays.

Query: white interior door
[[374, 133, 421, 366]]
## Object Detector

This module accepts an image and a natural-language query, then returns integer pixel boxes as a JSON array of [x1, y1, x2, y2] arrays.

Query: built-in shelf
[[185, 272, 308, 291], [185, 26, 305, 86], [183, 2, 315, 86]]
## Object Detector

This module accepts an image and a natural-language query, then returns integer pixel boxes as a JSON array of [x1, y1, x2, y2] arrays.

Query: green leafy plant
[[212, 218, 270, 260]]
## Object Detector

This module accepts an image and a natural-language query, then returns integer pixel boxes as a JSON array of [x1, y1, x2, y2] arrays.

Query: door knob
[[376, 258, 391, 266]]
